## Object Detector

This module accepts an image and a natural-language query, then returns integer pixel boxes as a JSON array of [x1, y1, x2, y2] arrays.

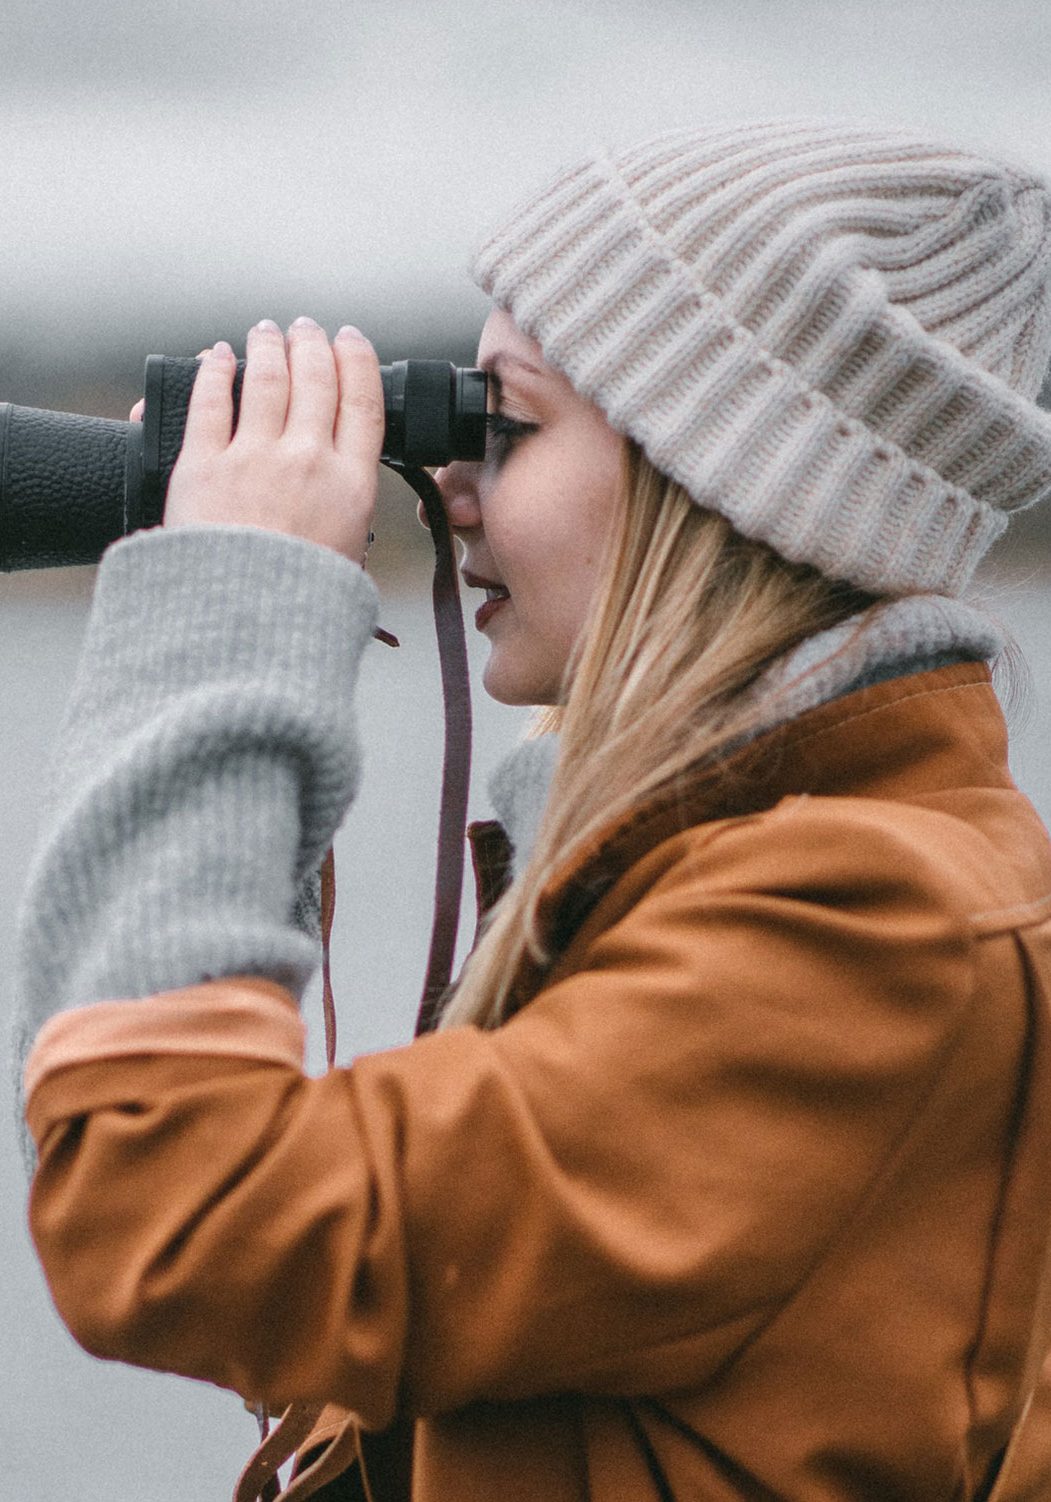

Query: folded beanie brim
[[470, 127, 1051, 596]]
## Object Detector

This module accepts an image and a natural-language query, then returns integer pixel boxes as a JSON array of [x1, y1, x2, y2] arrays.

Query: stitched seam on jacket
[[960, 934, 1034, 1500], [787, 678, 988, 751], [970, 892, 1051, 927]]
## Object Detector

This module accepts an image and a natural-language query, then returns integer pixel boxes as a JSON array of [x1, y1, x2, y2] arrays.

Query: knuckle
[[296, 349, 336, 382], [340, 389, 385, 429], [192, 383, 227, 410], [283, 434, 327, 467], [248, 362, 286, 387]]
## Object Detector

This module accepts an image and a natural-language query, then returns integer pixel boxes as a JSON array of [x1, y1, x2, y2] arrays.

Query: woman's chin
[[480, 659, 533, 706], [481, 648, 558, 707]]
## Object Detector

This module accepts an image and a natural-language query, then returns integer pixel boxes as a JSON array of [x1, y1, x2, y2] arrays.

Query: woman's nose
[[417, 462, 483, 533]]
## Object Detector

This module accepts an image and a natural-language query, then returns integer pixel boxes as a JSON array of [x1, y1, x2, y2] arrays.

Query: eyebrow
[[479, 352, 546, 383]]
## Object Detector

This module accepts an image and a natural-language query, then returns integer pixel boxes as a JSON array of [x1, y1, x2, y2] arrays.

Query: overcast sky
[[3, 0, 1051, 389]]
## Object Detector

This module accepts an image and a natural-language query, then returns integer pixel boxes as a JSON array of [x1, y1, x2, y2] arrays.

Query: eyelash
[[485, 412, 539, 462]]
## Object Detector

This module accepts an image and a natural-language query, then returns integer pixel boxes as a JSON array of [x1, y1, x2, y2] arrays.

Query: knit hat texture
[[470, 119, 1051, 596]]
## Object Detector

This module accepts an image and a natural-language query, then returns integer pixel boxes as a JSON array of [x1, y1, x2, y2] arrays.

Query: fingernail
[[211, 340, 234, 359], [254, 318, 281, 334], [289, 315, 319, 332], [336, 324, 368, 342]]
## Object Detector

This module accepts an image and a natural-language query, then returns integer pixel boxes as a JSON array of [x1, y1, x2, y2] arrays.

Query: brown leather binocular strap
[[396, 462, 473, 1039], [234, 1405, 325, 1502], [234, 464, 472, 1500]]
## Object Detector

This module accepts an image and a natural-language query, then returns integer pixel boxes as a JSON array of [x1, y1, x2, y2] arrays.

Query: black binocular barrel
[[0, 404, 138, 569], [0, 356, 488, 570]]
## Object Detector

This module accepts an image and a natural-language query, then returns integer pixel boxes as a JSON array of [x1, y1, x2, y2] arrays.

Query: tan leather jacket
[[23, 662, 1051, 1500]]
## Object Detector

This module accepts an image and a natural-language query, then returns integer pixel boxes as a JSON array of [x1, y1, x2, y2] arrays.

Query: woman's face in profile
[[432, 307, 623, 706]]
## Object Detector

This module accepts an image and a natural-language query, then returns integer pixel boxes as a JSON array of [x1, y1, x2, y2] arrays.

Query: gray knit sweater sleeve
[[13, 524, 379, 1066]]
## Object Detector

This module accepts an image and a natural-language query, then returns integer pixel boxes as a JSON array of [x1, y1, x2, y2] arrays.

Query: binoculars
[[0, 355, 489, 569]]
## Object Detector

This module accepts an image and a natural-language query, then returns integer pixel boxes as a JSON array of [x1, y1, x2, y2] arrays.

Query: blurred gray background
[[2, 2, 1051, 1496]]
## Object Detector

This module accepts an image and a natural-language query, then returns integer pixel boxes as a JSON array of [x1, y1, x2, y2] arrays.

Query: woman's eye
[[485, 413, 539, 464]]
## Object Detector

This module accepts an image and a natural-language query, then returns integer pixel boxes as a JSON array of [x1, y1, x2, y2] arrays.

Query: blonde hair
[[440, 440, 878, 1032]]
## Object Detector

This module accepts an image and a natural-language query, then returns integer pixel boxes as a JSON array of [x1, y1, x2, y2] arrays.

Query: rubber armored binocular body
[[0, 355, 488, 570]]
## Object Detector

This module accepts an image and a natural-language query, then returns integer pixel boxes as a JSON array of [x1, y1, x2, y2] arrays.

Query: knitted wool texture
[[470, 119, 1051, 596]]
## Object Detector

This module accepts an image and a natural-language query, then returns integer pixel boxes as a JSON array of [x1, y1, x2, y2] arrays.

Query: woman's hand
[[156, 317, 385, 565]]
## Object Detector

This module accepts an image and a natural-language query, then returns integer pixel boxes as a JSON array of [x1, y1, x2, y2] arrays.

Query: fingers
[[235, 320, 289, 441], [333, 325, 385, 467], [183, 320, 382, 472], [285, 316, 339, 441], [166, 320, 381, 561], [182, 342, 236, 452]]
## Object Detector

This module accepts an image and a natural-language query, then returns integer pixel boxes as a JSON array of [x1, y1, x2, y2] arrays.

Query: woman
[[16, 119, 1051, 1500]]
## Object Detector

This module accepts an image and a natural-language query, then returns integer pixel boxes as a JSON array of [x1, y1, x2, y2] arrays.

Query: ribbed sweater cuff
[[13, 525, 380, 1056], [80, 524, 380, 733]]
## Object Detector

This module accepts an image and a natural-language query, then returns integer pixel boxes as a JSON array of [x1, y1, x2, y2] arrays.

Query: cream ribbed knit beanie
[[470, 119, 1051, 596]]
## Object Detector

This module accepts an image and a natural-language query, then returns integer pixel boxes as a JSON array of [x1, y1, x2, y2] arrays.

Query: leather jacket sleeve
[[24, 802, 979, 1425]]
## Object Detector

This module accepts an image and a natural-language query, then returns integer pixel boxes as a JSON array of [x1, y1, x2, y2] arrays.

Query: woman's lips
[[475, 595, 510, 630], [463, 572, 511, 631]]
